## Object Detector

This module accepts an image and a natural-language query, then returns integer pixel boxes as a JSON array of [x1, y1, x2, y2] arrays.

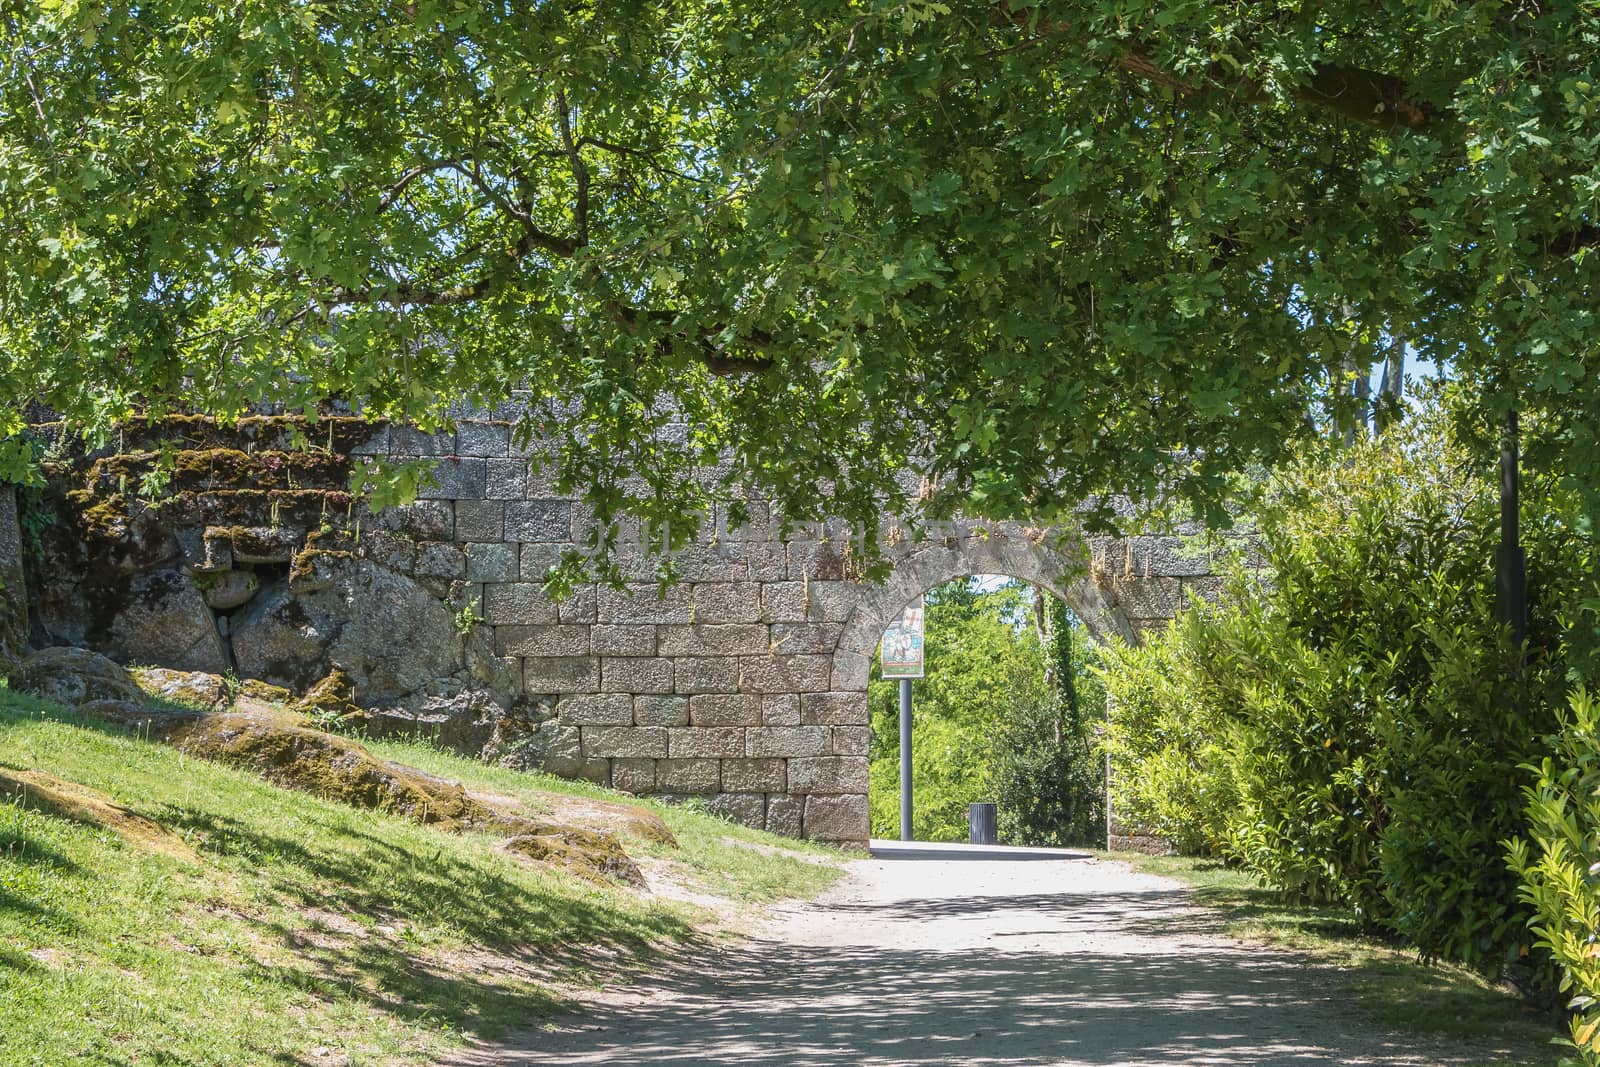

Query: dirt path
[[451, 842, 1529, 1066]]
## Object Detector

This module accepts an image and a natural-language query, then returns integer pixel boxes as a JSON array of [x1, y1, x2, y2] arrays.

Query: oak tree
[[4, 1, 1597, 563]]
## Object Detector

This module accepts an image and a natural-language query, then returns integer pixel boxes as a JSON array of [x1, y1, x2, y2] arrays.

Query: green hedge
[[1102, 402, 1595, 969]]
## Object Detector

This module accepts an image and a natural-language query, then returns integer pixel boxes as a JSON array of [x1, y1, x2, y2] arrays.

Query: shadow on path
[[451, 853, 1519, 1067]]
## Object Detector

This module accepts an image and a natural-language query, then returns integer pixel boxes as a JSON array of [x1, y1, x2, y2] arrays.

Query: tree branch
[[555, 91, 591, 247], [1001, 5, 1434, 132]]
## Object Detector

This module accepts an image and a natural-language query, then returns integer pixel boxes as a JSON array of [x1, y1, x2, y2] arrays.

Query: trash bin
[[969, 802, 998, 845]]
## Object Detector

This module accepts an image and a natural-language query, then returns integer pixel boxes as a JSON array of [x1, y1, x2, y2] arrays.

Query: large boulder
[[106, 570, 227, 673], [232, 559, 473, 703], [503, 828, 645, 888], [17, 646, 145, 705], [229, 579, 330, 692]]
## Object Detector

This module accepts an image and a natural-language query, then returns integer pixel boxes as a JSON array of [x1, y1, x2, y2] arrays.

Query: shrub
[[1508, 688, 1600, 1062], [1102, 395, 1593, 968], [989, 598, 1106, 848]]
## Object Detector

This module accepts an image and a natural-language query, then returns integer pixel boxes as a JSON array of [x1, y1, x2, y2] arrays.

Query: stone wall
[[23, 412, 1219, 843]]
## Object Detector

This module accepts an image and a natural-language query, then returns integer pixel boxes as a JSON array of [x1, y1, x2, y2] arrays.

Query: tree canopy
[[5, 1, 1598, 556]]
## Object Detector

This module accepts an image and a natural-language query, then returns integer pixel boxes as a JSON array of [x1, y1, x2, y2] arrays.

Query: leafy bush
[[988, 600, 1106, 848], [1508, 688, 1600, 1062], [1102, 397, 1594, 968]]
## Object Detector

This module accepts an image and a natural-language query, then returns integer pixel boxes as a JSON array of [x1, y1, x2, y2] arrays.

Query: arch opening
[[863, 572, 1109, 846]]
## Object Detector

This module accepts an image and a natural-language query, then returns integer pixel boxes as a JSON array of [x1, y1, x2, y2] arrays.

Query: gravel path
[[452, 841, 1528, 1066]]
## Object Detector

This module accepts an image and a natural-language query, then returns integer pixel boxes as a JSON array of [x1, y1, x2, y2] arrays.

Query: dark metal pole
[[1497, 408, 1526, 652], [899, 677, 913, 841]]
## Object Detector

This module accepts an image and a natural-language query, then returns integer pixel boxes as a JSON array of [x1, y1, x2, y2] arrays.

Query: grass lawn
[[0, 688, 843, 1066], [1112, 851, 1568, 1067]]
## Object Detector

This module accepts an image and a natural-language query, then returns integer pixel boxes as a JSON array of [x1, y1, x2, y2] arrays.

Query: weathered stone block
[[485, 457, 527, 500], [689, 694, 761, 726], [465, 542, 517, 583], [418, 456, 487, 500], [557, 693, 633, 726], [389, 426, 454, 457], [739, 654, 831, 693], [760, 581, 809, 623], [801, 691, 867, 726], [770, 623, 844, 654], [673, 656, 740, 694], [1126, 535, 1211, 578], [761, 694, 801, 726], [1109, 576, 1182, 620], [518, 542, 566, 582], [634, 695, 689, 727], [804, 794, 869, 842], [227, 525, 301, 564], [788, 756, 870, 794], [766, 794, 804, 837], [582, 726, 668, 759], [597, 583, 693, 624], [454, 499, 505, 542], [830, 650, 870, 692], [707, 792, 766, 829], [456, 421, 510, 457], [108, 570, 228, 674], [360, 531, 417, 573], [722, 757, 785, 793], [593, 624, 656, 657], [787, 541, 858, 581], [523, 655, 600, 693], [610, 757, 656, 793], [601, 656, 674, 693], [505, 499, 573, 542], [744, 543, 789, 581], [657, 758, 720, 793], [414, 541, 466, 579], [693, 582, 762, 623], [714, 500, 774, 541], [658, 623, 769, 657], [483, 582, 560, 625], [377, 500, 454, 540], [498, 623, 589, 658], [745, 726, 832, 758], [764, 581, 860, 623], [667, 726, 746, 758], [1182, 575, 1225, 605], [558, 584, 597, 623], [832, 726, 871, 756], [668, 543, 750, 583]]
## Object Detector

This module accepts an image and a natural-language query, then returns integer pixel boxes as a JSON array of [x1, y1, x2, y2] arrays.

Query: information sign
[[880, 596, 925, 678]]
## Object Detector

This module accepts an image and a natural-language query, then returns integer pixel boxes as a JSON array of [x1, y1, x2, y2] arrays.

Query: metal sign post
[[899, 678, 913, 841], [880, 597, 925, 842]]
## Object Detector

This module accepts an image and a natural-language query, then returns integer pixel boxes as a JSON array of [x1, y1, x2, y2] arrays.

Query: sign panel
[[880, 596, 926, 678]]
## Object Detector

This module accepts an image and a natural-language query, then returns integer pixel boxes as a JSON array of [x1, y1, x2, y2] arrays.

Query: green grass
[[0, 690, 843, 1066], [1112, 852, 1567, 1067]]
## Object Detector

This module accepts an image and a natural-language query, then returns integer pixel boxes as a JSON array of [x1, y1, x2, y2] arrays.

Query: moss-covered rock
[[130, 666, 231, 710], [296, 667, 360, 720], [502, 828, 645, 888], [543, 794, 678, 848], [168, 710, 535, 835], [17, 646, 145, 705]]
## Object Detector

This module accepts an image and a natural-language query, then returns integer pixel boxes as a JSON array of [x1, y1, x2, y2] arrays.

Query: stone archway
[[829, 521, 1133, 695], [809, 521, 1133, 843]]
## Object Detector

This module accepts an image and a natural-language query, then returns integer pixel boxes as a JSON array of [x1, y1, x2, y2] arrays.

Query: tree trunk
[[1497, 408, 1526, 655]]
